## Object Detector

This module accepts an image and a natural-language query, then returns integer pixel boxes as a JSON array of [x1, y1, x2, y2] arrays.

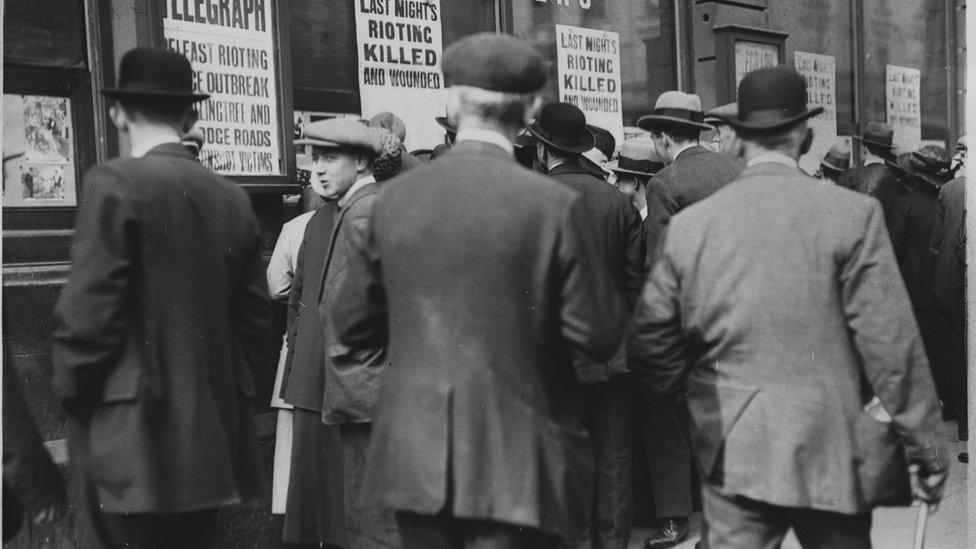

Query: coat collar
[[143, 142, 196, 161], [672, 145, 711, 164], [547, 157, 590, 177], [738, 161, 809, 180], [451, 139, 514, 161]]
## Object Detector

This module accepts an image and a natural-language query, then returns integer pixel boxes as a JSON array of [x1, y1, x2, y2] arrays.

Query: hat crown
[[538, 103, 588, 142], [301, 118, 383, 154], [443, 33, 545, 93], [654, 91, 704, 114], [369, 112, 407, 143], [912, 145, 951, 172], [737, 66, 807, 122], [618, 137, 658, 163], [116, 48, 198, 97], [821, 143, 851, 171]]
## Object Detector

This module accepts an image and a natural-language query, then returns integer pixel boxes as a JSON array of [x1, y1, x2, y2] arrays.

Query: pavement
[[628, 420, 967, 549]]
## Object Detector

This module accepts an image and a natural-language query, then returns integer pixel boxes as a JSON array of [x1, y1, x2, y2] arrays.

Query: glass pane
[[512, 1, 677, 132], [862, 0, 948, 144], [2, 94, 78, 207], [3, 0, 87, 67]]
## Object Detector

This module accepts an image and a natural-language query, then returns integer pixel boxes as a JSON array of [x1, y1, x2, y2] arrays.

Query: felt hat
[[587, 124, 616, 160], [887, 149, 948, 189], [370, 127, 403, 181], [704, 102, 738, 125], [725, 66, 824, 132], [295, 118, 383, 155], [513, 128, 536, 149], [820, 143, 851, 173], [443, 33, 546, 93], [853, 121, 895, 150], [103, 48, 210, 101], [637, 91, 713, 132], [607, 137, 664, 177], [369, 112, 407, 143], [435, 116, 457, 137], [528, 103, 595, 154]]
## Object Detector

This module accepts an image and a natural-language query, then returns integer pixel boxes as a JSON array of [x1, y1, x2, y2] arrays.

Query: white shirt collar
[[864, 157, 885, 166], [338, 175, 376, 209], [455, 128, 514, 155], [639, 205, 648, 220], [130, 135, 181, 158], [746, 152, 799, 168]]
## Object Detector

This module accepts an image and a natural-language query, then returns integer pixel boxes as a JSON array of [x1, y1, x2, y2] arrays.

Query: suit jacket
[[628, 162, 945, 514], [318, 182, 386, 425], [53, 143, 268, 513], [842, 163, 907, 222], [328, 140, 625, 537], [278, 205, 337, 412], [930, 176, 965, 311], [645, 146, 743, 262], [888, 186, 940, 310], [548, 159, 646, 381]]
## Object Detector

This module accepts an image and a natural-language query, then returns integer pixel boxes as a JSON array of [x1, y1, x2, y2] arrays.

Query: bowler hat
[[820, 143, 851, 173], [435, 116, 457, 136], [443, 33, 546, 93], [513, 128, 536, 149], [704, 102, 738, 126], [295, 118, 383, 155], [853, 121, 895, 150], [607, 137, 664, 177], [726, 66, 823, 132], [637, 91, 713, 132], [103, 48, 210, 101], [528, 103, 595, 154], [369, 112, 407, 143]]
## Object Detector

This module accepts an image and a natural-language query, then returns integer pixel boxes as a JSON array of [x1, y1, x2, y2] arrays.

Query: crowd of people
[[3, 31, 965, 549]]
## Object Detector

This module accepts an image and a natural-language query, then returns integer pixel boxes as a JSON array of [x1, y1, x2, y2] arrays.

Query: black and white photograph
[[2, 1, 974, 548]]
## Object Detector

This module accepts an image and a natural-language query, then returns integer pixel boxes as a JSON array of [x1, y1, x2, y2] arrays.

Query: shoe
[[643, 518, 689, 548]]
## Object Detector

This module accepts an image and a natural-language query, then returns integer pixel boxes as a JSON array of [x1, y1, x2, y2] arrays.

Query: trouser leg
[[789, 508, 872, 549], [340, 422, 399, 548], [635, 385, 693, 520], [96, 509, 220, 549], [588, 376, 634, 549], [700, 481, 787, 549]]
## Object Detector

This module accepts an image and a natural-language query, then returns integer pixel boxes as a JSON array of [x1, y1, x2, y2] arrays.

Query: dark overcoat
[[318, 183, 386, 425], [328, 140, 625, 537], [53, 143, 268, 513], [278, 205, 336, 412], [842, 163, 907, 222], [929, 176, 965, 312], [888, 185, 940, 310], [645, 146, 743, 261], [628, 162, 945, 514], [548, 159, 646, 381]]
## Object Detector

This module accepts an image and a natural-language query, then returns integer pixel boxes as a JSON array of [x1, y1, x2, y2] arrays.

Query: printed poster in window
[[734, 41, 779, 89], [794, 52, 837, 175], [886, 65, 921, 153], [2, 94, 78, 207]]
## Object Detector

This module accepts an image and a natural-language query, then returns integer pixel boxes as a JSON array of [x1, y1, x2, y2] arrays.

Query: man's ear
[[356, 153, 370, 173], [799, 127, 814, 156], [109, 104, 129, 133], [181, 108, 199, 135]]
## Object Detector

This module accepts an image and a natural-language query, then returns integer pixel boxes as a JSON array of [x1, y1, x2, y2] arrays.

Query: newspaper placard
[[164, 0, 282, 176], [354, 0, 445, 151], [734, 40, 779, 89], [795, 52, 837, 175], [2, 94, 78, 207], [886, 64, 921, 153], [556, 24, 623, 145]]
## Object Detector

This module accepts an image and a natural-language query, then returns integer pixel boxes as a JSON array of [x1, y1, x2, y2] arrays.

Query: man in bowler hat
[[530, 102, 647, 549], [328, 33, 625, 548], [52, 48, 268, 548], [628, 65, 947, 548]]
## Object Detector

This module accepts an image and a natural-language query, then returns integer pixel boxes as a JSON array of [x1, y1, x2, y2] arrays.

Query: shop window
[[3, 0, 96, 238], [511, 0, 678, 132]]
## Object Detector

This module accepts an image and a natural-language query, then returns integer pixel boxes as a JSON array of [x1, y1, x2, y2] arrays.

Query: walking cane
[[913, 502, 929, 549]]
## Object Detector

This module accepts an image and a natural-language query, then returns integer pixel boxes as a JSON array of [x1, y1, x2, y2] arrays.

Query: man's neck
[[547, 152, 575, 172], [669, 141, 698, 163], [127, 124, 181, 158]]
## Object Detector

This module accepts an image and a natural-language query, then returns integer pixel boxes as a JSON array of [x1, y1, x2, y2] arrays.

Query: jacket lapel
[[317, 182, 378, 302]]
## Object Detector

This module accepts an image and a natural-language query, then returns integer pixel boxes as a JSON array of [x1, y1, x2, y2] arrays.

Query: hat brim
[[637, 114, 712, 132], [527, 124, 595, 154], [435, 117, 457, 135], [724, 106, 825, 132], [852, 135, 895, 150], [885, 158, 943, 189], [607, 161, 654, 177], [294, 138, 375, 151], [820, 160, 847, 173], [102, 88, 210, 101]]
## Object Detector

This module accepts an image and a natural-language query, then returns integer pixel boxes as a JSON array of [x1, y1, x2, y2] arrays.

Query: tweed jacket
[[929, 176, 965, 311], [318, 182, 386, 425], [548, 159, 647, 381], [889, 185, 941, 310], [278, 205, 337, 412], [628, 162, 945, 514], [645, 145, 743, 262], [53, 143, 268, 513], [328, 139, 625, 537]]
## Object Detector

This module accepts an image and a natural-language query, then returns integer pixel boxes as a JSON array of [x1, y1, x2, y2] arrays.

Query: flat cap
[[442, 33, 546, 93], [295, 118, 383, 155]]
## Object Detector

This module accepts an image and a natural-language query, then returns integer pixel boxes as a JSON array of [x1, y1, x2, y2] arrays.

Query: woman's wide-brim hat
[[637, 91, 713, 132], [886, 152, 945, 189], [725, 66, 824, 132], [607, 137, 664, 177], [528, 102, 595, 154], [102, 48, 210, 101], [852, 121, 895, 150], [820, 143, 851, 173]]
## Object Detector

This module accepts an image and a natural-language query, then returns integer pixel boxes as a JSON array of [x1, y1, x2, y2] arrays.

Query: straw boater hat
[[607, 137, 664, 177], [528, 103, 596, 154], [853, 121, 895, 151], [820, 143, 851, 173], [724, 66, 824, 132], [103, 48, 210, 102], [637, 91, 713, 132], [294, 118, 384, 155], [703, 102, 738, 126]]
